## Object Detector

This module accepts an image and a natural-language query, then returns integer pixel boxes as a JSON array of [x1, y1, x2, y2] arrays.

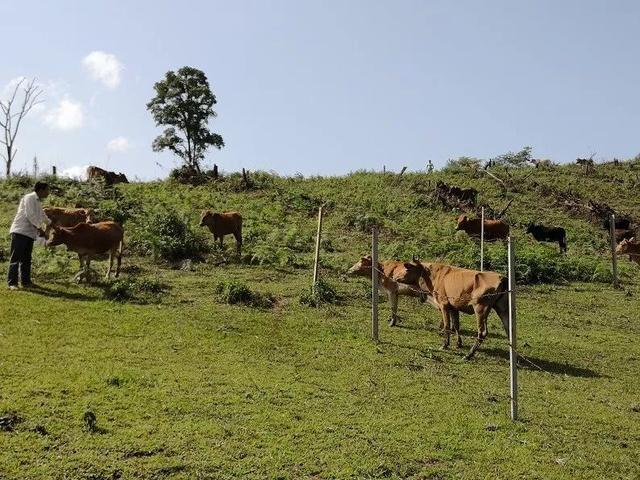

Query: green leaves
[[147, 66, 224, 171]]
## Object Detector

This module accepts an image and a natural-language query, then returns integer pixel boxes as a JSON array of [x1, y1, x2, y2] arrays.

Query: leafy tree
[[492, 146, 533, 167], [147, 67, 224, 173]]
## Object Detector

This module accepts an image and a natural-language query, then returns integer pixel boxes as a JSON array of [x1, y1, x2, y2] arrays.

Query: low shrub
[[300, 279, 339, 307], [214, 280, 275, 308], [103, 277, 168, 303], [127, 207, 209, 261]]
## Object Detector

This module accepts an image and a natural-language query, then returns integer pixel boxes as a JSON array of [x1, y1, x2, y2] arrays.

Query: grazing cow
[[576, 158, 595, 174], [47, 221, 124, 281], [347, 255, 437, 326], [411, 261, 510, 359], [87, 166, 129, 186], [526, 223, 567, 253], [200, 211, 243, 256], [531, 159, 553, 169], [43, 207, 95, 237], [436, 181, 477, 205], [616, 238, 640, 266], [455, 215, 509, 241]]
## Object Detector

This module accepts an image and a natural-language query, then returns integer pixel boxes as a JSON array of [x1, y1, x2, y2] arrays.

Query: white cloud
[[61, 165, 89, 180], [44, 98, 84, 131], [107, 136, 130, 153], [82, 51, 123, 89]]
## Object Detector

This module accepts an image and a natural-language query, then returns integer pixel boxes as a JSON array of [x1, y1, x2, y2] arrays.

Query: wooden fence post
[[508, 236, 518, 421], [312, 206, 324, 292], [52, 166, 57, 176], [371, 226, 379, 342], [610, 214, 619, 289], [480, 207, 485, 271]]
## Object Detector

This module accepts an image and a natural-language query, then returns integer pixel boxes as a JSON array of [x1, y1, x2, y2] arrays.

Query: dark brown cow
[[43, 207, 95, 237], [410, 261, 510, 359], [87, 166, 129, 186], [456, 215, 509, 241], [614, 228, 636, 243], [200, 211, 243, 256], [347, 255, 437, 326], [616, 238, 640, 266], [47, 221, 124, 281]]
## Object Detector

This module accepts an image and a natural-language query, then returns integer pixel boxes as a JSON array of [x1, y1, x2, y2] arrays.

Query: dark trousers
[[7, 233, 34, 286]]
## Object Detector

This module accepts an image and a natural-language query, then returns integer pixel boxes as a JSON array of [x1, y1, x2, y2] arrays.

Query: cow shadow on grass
[[480, 347, 603, 378], [25, 284, 103, 302]]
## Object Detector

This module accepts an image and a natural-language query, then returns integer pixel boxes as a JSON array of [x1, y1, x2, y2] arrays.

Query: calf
[[526, 223, 567, 253], [616, 238, 640, 266], [200, 211, 243, 256], [347, 255, 437, 326], [456, 215, 509, 241], [412, 261, 510, 359], [47, 221, 124, 281], [43, 207, 94, 237]]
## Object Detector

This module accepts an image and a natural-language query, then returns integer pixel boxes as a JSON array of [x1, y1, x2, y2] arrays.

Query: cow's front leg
[[440, 306, 451, 349], [465, 306, 490, 360], [388, 289, 399, 326], [106, 249, 114, 279], [74, 255, 85, 282]]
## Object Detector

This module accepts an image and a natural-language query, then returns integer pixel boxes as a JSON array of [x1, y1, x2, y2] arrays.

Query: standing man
[[7, 181, 51, 290]]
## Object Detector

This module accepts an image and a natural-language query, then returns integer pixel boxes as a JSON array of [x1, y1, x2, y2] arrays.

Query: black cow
[[602, 217, 631, 231], [526, 223, 567, 253]]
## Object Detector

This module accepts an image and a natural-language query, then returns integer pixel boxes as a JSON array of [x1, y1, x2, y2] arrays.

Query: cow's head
[[84, 208, 96, 223], [525, 223, 534, 234], [117, 173, 129, 183], [46, 224, 68, 247], [455, 215, 468, 230], [200, 210, 219, 228], [347, 255, 373, 277], [616, 237, 636, 255]]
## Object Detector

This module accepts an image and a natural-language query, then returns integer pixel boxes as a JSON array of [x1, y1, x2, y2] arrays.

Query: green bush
[[103, 277, 168, 303], [300, 279, 339, 307], [214, 280, 275, 308], [127, 207, 209, 261]]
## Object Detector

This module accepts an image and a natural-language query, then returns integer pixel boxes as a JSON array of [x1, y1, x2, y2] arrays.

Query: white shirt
[[9, 191, 51, 240]]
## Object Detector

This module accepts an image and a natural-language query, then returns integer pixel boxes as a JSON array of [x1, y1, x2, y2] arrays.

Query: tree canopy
[[147, 67, 224, 173]]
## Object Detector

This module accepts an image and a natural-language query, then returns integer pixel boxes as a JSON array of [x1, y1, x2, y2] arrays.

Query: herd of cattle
[[35, 171, 639, 357]]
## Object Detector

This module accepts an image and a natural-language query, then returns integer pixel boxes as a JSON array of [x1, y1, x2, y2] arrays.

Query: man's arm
[[25, 195, 51, 229]]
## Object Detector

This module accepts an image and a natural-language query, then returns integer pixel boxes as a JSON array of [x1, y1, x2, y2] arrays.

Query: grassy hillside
[[1, 162, 639, 479]]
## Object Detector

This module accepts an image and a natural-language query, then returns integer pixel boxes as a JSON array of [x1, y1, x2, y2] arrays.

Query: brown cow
[[616, 238, 640, 266], [614, 228, 636, 243], [87, 166, 129, 186], [347, 255, 437, 326], [43, 207, 94, 237], [407, 261, 510, 359], [456, 215, 509, 241], [200, 211, 243, 256], [47, 221, 124, 281]]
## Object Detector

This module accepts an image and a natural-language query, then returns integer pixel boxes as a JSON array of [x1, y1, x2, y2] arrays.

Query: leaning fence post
[[371, 226, 379, 342], [508, 236, 518, 421], [610, 214, 619, 289], [480, 207, 485, 271], [312, 206, 324, 292]]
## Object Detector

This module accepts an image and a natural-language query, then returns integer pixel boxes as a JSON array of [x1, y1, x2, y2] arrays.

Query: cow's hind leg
[[106, 249, 114, 280], [450, 310, 463, 348], [465, 305, 490, 360], [234, 232, 242, 257], [116, 242, 122, 278]]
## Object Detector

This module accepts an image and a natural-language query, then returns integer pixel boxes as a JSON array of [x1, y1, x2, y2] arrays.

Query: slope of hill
[[0, 162, 639, 479]]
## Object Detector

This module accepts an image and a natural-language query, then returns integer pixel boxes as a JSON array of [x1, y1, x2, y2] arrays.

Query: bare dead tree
[[0, 78, 44, 177]]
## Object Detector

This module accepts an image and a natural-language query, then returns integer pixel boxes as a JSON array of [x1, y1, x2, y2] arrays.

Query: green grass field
[[1, 163, 640, 479]]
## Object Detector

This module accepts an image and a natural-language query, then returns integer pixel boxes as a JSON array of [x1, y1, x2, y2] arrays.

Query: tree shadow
[[480, 347, 603, 378]]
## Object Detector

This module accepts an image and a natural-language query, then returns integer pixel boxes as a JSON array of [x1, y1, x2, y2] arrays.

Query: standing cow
[[47, 221, 124, 281], [87, 166, 129, 186], [347, 255, 437, 326], [200, 211, 243, 256], [455, 215, 509, 241], [43, 207, 95, 237], [526, 223, 567, 253], [410, 261, 510, 359]]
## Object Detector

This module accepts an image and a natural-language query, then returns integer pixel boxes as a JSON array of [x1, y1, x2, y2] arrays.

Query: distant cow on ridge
[[87, 166, 129, 186]]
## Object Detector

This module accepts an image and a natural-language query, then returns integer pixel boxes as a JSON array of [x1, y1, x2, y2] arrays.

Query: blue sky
[[2, 0, 639, 179]]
